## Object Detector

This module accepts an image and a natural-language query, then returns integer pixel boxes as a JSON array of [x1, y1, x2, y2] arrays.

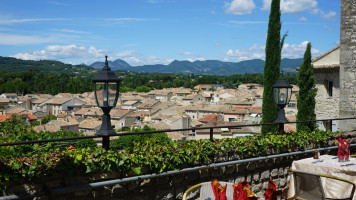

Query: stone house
[[173, 87, 192, 97], [164, 116, 191, 134], [181, 94, 205, 106], [184, 105, 228, 120], [34, 117, 79, 133], [0, 98, 10, 107], [43, 97, 86, 116], [122, 100, 141, 110], [110, 109, 134, 129], [78, 118, 102, 134], [147, 90, 173, 102], [194, 84, 212, 91], [312, 45, 340, 131], [0, 93, 18, 101], [136, 100, 160, 113], [198, 114, 223, 124], [223, 108, 248, 122], [74, 107, 103, 118], [31, 98, 49, 111], [195, 121, 255, 139]]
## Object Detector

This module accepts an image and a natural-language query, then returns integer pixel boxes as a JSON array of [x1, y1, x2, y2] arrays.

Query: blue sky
[[0, 0, 340, 66]]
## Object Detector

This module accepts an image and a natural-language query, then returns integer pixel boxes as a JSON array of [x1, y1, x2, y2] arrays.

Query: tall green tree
[[261, 0, 287, 134], [296, 43, 317, 132]]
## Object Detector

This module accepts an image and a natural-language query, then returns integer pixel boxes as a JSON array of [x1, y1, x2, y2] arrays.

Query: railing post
[[210, 128, 214, 141], [279, 123, 284, 135], [102, 136, 110, 150]]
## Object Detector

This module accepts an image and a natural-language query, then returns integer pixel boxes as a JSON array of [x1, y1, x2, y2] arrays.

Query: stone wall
[[340, 0, 356, 130], [2, 150, 341, 200], [315, 71, 340, 121]]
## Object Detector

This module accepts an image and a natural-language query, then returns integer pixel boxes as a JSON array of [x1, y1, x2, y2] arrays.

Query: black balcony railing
[[1, 117, 356, 147]]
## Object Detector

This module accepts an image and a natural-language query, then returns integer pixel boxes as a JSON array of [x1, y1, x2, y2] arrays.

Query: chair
[[182, 181, 234, 200], [289, 169, 356, 200]]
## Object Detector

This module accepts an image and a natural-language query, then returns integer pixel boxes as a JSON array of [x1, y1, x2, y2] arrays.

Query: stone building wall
[[339, 0, 356, 130], [315, 71, 340, 119]]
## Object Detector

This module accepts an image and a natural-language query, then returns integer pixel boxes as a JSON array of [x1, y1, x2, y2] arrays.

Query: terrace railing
[[1, 116, 356, 148]]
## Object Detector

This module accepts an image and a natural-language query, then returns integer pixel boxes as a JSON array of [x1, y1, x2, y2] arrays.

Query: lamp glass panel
[[274, 87, 290, 105], [108, 82, 118, 107], [95, 82, 107, 107], [273, 87, 280, 104], [286, 88, 292, 104], [278, 88, 288, 104]]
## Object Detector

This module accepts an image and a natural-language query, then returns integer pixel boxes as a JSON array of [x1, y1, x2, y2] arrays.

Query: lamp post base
[[95, 109, 116, 150]]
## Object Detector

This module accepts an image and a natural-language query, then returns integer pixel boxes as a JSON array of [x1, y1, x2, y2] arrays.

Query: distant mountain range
[[90, 58, 303, 75], [0, 56, 303, 76]]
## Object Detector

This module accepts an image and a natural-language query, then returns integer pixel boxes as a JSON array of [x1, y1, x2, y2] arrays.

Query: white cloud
[[262, 0, 317, 14], [179, 51, 193, 56], [0, 18, 66, 25], [123, 56, 173, 66], [230, 20, 267, 24], [225, 44, 265, 61], [12, 45, 108, 60], [321, 11, 336, 20], [116, 50, 138, 57], [57, 29, 89, 34], [224, 42, 321, 61], [187, 57, 206, 62], [282, 41, 320, 58], [104, 18, 158, 23], [299, 17, 307, 22], [225, 0, 256, 15], [0, 33, 54, 45], [48, 1, 68, 6], [311, 9, 337, 21], [323, 25, 332, 31]]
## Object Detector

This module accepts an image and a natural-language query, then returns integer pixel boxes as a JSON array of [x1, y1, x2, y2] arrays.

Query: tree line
[[0, 69, 298, 96]]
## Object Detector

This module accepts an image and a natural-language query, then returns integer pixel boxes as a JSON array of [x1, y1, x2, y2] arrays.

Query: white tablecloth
[[288, 155, 356, 199]]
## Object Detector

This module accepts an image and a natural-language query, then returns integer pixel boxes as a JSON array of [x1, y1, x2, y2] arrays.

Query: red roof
[[199, 114, 219, 123], [0, 113, 37, 122], [58, 113, 67, 118], [0, 114, 13, 122]]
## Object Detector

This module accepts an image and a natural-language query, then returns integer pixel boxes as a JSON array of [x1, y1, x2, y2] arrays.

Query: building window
[[323, 120, 332, 131], [325, 80, 333, 97]]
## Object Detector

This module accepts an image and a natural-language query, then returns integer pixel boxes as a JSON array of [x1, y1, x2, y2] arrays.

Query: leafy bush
[[40, 114, 57, 124], [0, 122, 343, 192], [111, 125, 171, 150], [0, 115, 97, 158]]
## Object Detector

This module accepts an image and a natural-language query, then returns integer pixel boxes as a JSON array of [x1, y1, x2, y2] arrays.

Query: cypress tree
[[261, 0, 286, 134], [296, 42, 317, 132]]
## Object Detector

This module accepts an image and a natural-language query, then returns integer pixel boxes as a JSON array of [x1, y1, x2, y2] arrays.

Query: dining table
[[288, 154, 356, 199]]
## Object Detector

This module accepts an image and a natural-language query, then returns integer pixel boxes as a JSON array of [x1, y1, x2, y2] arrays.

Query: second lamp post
[[92, 56, 120, 150], [272, 72, 293, 135]]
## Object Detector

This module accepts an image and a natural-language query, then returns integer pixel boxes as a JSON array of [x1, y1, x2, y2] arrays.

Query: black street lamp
[[272, 71, 292, 135], [92, 56, 120, 149]]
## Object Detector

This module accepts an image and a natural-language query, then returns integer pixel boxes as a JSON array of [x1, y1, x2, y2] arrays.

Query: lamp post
[[92, 56, 120, 150], [272, 71, 292, 135]]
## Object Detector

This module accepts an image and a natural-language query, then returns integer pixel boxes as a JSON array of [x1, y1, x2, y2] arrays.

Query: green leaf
[[75, 154, 82, 161], [132, 167, 141, 175]]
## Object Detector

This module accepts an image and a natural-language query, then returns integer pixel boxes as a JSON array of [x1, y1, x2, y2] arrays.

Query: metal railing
[[1, 117, 356, 199], [1, 116, 356, 148]]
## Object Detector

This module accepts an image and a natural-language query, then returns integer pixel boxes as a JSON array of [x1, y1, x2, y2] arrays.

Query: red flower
[[68, 145, 76, 151], [211, 179, 227, 200], [263, 180, 282, 200], [233, 180, 258, 200]]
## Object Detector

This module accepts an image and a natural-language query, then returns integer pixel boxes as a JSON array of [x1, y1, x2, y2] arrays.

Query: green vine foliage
[[0, 117, 339, 192]]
